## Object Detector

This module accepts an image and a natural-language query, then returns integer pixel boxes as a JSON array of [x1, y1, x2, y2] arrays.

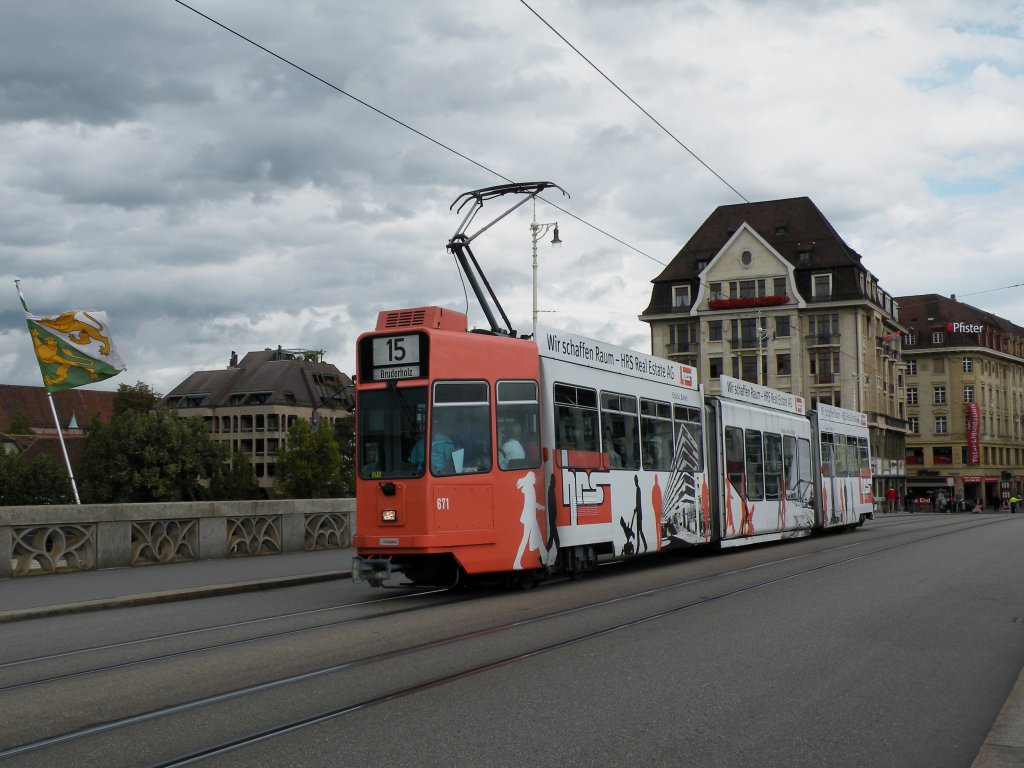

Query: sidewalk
[[0, 547, 355, 623]]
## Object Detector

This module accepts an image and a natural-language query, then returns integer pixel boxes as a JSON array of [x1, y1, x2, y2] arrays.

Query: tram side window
[[358, 385, 427, 479], [601, 391, 640, 470], [845, 435, 860, 477], [673, 405, 704, 471], [857, 436, 870, 475], [497, 380, 540, 470], [725, 426, 744, 497], [783, 435, 799, 500], [640, 398, 673, 471], [429, 381, 491, 476], [834, 434, 850, 477], [797, 437, 812, 500], [820, 432, 837, 477], [763, 432, 783, 500], [745, 429, 765, 500], [554, 383, 599, 454]]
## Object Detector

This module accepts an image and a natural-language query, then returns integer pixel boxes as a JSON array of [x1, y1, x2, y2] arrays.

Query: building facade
[[898, 294, 1024, 510], [161, 347, 353, 496], [640, 197, 908, 502]]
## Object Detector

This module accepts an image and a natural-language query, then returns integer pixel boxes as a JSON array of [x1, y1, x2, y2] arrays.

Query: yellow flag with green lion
[[19, 284, 127, 393]]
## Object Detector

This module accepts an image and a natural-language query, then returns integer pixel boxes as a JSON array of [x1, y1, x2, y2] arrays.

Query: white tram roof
[[536, 326, 698, 391]]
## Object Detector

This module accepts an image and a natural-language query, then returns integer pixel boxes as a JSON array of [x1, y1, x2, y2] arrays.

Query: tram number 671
[[436, 497, 451, 511]]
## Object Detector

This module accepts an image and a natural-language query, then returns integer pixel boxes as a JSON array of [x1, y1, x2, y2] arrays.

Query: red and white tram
[[351, 182, 873, 587]]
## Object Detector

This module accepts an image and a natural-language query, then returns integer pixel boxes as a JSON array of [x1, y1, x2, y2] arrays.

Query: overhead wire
[[959, 282, 1024, 297], [172, 0, 665, 265], [518, 0, 749, 205], [173, 0, 918, 371]]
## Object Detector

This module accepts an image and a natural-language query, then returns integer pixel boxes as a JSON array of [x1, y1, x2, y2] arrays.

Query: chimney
[[229, 351, 238, 367]]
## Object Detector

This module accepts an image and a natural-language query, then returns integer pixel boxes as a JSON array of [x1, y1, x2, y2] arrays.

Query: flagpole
[[46, 392, 82, 504], [14, 279, 83, 505]]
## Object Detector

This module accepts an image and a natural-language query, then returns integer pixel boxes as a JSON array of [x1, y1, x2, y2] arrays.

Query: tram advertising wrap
[[352, 310, 875, 588]]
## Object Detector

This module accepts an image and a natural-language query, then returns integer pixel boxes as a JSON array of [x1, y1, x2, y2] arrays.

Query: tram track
[[0, 588, 461, 693], [0, 514, 1012, 765]]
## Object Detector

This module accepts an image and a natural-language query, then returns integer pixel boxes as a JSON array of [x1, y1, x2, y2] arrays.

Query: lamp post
[[530, 200, 561, 337], [756, 312, 769, 386]]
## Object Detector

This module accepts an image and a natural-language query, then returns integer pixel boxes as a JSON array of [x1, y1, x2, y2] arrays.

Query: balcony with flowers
[[707, 294, 790, 310]]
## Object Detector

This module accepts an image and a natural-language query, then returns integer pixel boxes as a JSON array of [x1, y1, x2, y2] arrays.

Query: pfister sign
[[947, 321, 984, 334]]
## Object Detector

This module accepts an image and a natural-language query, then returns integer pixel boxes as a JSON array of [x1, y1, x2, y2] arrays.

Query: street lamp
[[756, 312, 769, 386], [531, 200, 561, 337]]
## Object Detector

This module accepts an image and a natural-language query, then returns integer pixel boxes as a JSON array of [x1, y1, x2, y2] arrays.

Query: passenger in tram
[[499, 422, 526, 469], [459, 412, 491, 472], [644, 439, 665, 470], [522, 429, 540, 466]]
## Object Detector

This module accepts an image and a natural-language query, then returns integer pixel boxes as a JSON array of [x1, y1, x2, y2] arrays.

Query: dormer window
[[812, 273, 832, 299], [672, 284, 691, 310], [696, 260, 708, 271]]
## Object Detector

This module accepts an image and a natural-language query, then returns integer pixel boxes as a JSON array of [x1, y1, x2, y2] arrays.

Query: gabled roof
[[644, 196, 867, 316], [0, 384, 117, 434], [655, 196, 863, 282]]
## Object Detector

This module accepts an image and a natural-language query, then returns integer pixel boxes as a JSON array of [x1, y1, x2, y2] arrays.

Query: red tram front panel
[[353, 307, 549, 583]]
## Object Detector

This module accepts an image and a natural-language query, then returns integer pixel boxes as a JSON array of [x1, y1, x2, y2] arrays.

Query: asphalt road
[[2, 514, 1022, 767]]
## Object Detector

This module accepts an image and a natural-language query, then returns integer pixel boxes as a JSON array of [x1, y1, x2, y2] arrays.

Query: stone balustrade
[[0, 499, 354, 578]]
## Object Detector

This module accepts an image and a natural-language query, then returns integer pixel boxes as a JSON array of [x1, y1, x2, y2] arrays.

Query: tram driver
[[408, 413, 457, 474]]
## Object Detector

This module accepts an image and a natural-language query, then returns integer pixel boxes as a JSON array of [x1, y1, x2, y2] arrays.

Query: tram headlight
[[381, 509, 398, 523]]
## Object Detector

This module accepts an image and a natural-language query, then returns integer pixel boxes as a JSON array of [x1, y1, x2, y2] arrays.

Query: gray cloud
[[3, 0, 1024, 395]]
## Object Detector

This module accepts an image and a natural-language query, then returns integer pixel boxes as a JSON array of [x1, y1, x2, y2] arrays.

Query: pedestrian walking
[[1011, 495, 1019, 514]]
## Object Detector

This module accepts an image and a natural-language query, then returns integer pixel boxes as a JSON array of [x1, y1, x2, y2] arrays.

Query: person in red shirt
[[885, 487, 898, 514]]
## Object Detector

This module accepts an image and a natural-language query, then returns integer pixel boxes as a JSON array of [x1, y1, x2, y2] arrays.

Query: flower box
[[708, 295, 790, 310]]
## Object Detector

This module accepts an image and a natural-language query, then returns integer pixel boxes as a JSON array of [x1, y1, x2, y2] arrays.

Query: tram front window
[[358, 386, 427, 479], [430, 381, 492, 476]]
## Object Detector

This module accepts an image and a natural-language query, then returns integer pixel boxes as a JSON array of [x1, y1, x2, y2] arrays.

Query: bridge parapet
[[0, 499, 354, 578]]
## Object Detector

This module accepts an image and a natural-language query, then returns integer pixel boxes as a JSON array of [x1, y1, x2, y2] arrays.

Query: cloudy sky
[[3, 0, 1023, 396]]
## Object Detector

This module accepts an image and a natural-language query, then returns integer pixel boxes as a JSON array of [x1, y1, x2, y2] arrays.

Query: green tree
[[209, 452, 262, 500], [332, 416, 355, 497], [0, 450, 73, 505], [274, 418, 345, 498], [113, 381, 160, 417], [77, 409, 227, 503], [6, 412, 34, 435]]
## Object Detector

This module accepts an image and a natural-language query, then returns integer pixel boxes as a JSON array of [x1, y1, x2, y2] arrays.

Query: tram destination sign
[[370, 334, 422, 381]]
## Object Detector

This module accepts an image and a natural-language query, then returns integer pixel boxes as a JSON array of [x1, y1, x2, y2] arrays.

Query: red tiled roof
[[0, 384, 117, 434]]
